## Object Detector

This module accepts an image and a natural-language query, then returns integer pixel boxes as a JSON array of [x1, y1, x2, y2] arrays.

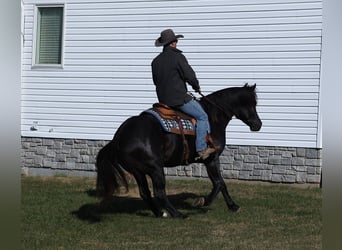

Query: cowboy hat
[[154, 29, 184, 47]]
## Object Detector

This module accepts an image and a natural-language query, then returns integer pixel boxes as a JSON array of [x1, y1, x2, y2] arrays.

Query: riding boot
[[197, 147, 216, 160]]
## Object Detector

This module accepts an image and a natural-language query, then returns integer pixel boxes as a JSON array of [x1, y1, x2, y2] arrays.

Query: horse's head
[[233, 84, 262, 131]]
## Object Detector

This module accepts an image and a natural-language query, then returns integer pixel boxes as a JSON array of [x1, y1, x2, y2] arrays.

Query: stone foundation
[[21, 137, 322, 184]]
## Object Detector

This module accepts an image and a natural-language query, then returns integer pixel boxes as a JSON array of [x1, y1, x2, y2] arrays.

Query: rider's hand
[[195, 88, 201, 93]]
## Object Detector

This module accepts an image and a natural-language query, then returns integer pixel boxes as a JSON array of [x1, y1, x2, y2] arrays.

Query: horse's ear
[[243, 83, 256, 90]]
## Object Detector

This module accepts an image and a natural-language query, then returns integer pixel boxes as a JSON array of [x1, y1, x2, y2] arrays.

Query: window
[[35, 6, 63, 65]]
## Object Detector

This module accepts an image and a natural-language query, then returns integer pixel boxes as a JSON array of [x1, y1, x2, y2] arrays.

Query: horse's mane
[[201, 83, 257, 122], [206, 83, 257, 105]]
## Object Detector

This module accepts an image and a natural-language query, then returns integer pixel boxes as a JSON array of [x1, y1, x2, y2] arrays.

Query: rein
[[192, 91, 232, 118]]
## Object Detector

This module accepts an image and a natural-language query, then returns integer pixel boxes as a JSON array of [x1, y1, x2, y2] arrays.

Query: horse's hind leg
[[150, 170, 188, 218], [132, 170, 163, 217]]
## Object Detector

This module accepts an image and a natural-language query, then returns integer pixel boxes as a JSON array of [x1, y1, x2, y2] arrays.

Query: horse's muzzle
[[249, 119, 262, 131]]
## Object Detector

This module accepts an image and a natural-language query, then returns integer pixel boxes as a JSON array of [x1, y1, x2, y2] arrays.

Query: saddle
[[143, 103, 217, 164], [151, 103, 196, 135]]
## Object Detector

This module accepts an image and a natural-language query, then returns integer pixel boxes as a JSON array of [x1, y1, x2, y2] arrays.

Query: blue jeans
[[178, 99, 211, 152]]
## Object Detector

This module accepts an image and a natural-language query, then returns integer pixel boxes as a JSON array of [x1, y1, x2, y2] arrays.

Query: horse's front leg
[[199, 157, 240, 212]]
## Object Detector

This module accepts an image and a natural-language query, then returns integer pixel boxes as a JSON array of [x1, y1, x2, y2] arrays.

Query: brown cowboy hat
[[154, 29, 184, 47]]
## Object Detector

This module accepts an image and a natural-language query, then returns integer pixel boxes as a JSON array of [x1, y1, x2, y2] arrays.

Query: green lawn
[[22, 176, 321, 249]]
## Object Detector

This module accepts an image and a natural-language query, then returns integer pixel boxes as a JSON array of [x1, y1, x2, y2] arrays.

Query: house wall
[[22, 0, 322, 147], [21, 137, 321, 183], [21, 0, 323, 183]]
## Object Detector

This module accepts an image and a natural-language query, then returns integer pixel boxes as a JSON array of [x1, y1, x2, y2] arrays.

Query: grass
[[21, 176, 322, 249]]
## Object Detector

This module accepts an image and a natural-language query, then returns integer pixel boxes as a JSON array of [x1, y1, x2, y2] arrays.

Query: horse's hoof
[[192, 197, 206, 207], [153, 210, 166, 218], [229, 204, 240, 212]]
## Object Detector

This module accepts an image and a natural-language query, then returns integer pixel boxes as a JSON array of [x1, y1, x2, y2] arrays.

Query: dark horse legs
[[131, 170, 163, 217], [130, 163, 187, 218], [133, 157, 238, 217], [204, 158, 240, 212], [149, 170, 188, 218]]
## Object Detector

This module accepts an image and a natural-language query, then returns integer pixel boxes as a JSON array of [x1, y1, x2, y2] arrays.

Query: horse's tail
[[95, 141, 128, 198]]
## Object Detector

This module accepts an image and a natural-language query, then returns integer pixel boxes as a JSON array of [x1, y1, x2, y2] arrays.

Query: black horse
[[96, 84, 262, 218]]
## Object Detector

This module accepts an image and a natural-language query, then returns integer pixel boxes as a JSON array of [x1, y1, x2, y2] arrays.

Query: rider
[[151, 29, 215, 160]]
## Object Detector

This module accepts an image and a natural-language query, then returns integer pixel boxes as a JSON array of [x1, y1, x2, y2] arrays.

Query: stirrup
[[206, 134, 220, 151]]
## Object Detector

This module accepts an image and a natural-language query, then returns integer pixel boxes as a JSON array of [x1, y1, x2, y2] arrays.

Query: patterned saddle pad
[[142, 103, 196, 136]]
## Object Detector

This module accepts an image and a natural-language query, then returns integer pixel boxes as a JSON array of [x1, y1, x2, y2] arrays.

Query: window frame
[[32, 4, 65, 69]]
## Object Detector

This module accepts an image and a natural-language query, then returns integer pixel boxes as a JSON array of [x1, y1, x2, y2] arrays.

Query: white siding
[[21, 0, 322, 148]]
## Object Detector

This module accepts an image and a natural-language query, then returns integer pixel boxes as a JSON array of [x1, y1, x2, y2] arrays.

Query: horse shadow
[[72, 189, 209, 223]]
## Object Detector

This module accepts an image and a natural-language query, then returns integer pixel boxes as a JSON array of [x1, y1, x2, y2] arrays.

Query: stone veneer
[[21, 137, 322, 184]]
